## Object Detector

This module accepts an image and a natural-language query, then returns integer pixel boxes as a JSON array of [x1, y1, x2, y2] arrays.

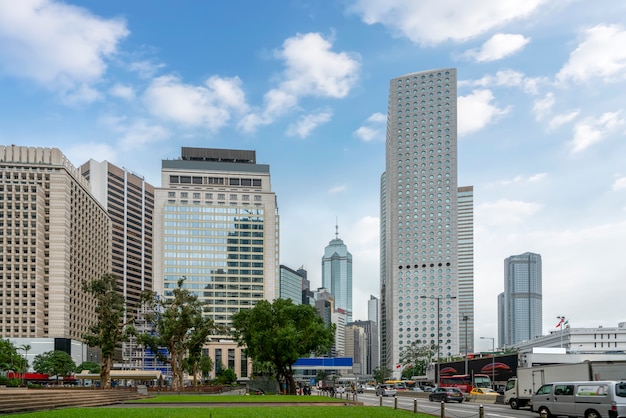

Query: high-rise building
[[345, 324, 367, 375], [279, 264, 304, 304], [381, 69, 460, 376], [80, 160, 155, 320], [154, 148, 279, 352], [368, 294, 379, 324], [322, 225, 352, 323], [499, 252, 542, 346], [457, 186, 474, 356], [348, 319, 379, 374], [0, 146, 111, 340]]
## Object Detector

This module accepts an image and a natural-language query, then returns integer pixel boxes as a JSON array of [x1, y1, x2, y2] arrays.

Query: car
[[429, 387, 465, 403], [376, 384, 397, 397], [356, 386, 364, 394], [335, 386, 346, 394], [410, 387, 424, 392], [248, 388, 265, 395], [470, 388, 498, 396], [422, 386, 435, 392]]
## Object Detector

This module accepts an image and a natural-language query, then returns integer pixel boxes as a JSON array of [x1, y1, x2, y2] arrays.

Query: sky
[[1, 0, 625, 352]]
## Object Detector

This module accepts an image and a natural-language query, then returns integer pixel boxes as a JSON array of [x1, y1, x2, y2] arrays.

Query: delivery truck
[[504, 361, 626, 409]]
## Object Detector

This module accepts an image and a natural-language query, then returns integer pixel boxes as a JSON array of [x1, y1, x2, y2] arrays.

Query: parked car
[[429, 387, 465, 403], [470, 388, 498, 396], [376, 384, 397, 397], [335, 386, 346, 394], [422, 386, 435, 392], [356, 385, 364, 394], [248, 388, 265, 395]]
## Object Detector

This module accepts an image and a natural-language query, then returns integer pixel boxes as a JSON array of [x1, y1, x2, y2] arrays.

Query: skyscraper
[[322, 225, 352, 323], [81, 160, 155, 320], [499, 252, 542, 346], [457, 186, 474, 357], [0, 146, 111, 340], [382, 68, 460, 376], [154, 148, 279, 365], [279, 264, 304, 304]]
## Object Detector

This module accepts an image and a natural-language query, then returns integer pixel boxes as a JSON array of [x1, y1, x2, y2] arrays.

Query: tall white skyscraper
[[499, 252, 542, 346], [457, 186, 474, 357], [382, 68, 460, 377], [322, 225, 353, 323]]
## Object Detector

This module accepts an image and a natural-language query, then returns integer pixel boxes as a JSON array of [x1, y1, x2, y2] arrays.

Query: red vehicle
[[439, 374, 492, 393]]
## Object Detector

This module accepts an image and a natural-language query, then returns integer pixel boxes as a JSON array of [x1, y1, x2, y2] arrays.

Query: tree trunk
[[100, 357, 112, 389]]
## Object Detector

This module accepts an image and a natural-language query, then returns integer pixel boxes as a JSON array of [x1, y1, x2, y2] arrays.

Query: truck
[[504, 361, 626, 409]]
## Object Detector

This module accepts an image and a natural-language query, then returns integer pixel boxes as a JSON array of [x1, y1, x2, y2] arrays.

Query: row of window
[[169, 175, 262, 188]]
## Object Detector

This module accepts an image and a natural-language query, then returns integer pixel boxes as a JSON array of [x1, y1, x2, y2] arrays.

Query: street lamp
[[421, 295, 457, 387], [480, 336, 495, 389]]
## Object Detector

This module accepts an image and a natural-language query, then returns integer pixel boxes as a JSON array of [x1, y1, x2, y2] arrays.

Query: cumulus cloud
[[461, 69, 545, 94], [109, 84, 135, 101], [463, 33, 530, 62], [612, 177, 626, 191], [533, 93, 555, 121], [99, 115, 170, 150], [348, 0, 546, 45], [286, 110, 333, 138], [354, 112, 386, 142], [239, 32, 360, 132], [457, 89, 510, 135], [496, 173, 547, 186], [478, 198, 542, 226], [0, 0, 128, 98], [143, 75, 248, 130], [548, 110, 580, 131], [557, 24, 626, 84], [570, 111, 624, 153]]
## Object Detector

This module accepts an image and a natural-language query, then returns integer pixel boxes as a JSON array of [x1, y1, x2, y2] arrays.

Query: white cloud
[[143, 75, 248, 130], [354, 112, 386, 142], [348, 0, 546, 45], [286, 110, 333, 138], [557, 24, 626, 84], [0, 0, 128, 96], [128, 60, 166, 79], [329, 185, 347, 194], [496, 173, 547, 186], [463, 33, 530, 62], [462, 69, 545, 94], [570, 111, 624, 153], [477, 198, 542, 226], [109, 84, 135, 101], [612, 177, 626, 191], [548, 110, 580, 131], [457, 89, 510, 135], [239, 32, 360, 132], [533, 93, 555, 121]]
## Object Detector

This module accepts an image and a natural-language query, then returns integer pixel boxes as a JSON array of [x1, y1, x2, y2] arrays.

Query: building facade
[[81, 160, 155, 319], [381, 69, 460, 376], [457, 186, 474, 357], [321, 225, 353, 323], [499, 251, 543, 346], [0, 146, 111, 341], [349, 319, 379, 375], [154, 148, 279, 330], [279, 264, 304, 304]]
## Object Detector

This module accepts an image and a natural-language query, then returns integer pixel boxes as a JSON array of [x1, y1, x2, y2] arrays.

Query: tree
[[232, 298, 335, 395], [137, 278, 217, 391], [33, 351, 76, 385], [399, 340, 437, 379], [0, 339, 25, 380], [76, 361, 100, 374], [198, 354, 214, 383], [19, 344, 31, 386], [216, 366, 237, 385], [373, 366, 393, 383], [83, 273, 133, 389]]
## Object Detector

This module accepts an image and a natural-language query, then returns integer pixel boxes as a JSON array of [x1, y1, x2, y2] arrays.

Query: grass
[[12, 406, 430, 417], [128, 394, 347, 403]]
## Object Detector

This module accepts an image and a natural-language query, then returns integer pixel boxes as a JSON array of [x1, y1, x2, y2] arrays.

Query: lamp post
[[462, 315, 470, 375], [421, 295, 457, 387], [557, 316, 565, 348], [480, 336, 495, 389]]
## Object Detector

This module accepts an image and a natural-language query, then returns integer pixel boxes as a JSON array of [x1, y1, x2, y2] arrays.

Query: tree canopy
[[232, 298, 335, 395], [83, 273, 132, 389], [0, 339, 25, 374], [137, 278, 217, 391], [399, 340, 437, 379], [33, 351, 76, 384]]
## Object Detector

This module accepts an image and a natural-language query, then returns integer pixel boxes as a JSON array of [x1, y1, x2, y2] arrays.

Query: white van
[[530, 381, 626, 418]]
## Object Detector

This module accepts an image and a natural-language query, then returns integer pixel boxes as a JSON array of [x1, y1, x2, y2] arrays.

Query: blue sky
[[1, 0, 625, 351]]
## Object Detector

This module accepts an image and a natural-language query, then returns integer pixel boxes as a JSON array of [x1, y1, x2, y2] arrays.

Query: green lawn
[[13, 406, 429, 417], [129, 394, 347, 403]]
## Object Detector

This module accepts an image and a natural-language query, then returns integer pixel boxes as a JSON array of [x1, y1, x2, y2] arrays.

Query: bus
[[439, 374, 492, 393], [384, 380, 417, 391]]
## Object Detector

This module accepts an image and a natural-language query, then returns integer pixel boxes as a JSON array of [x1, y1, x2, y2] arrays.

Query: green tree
[[198, 354, 214, 383], [76, 361, 100, 374], [232, 298, 335, 395], [373, 366, 393, 383], [217, 366, 237, 384], [83, 273, 133, 389], [137, 278, 217, 391], [0, 339, 25, 377], [399, 340, 436, 379], [33, 351, 76, 385]]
